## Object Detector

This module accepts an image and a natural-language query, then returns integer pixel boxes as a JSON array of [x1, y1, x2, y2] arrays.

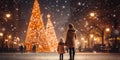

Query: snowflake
[[10, 24, 13, 27], [12, 28, 14, 31], [81, 29, 83, 31], [16, 8, 19, 11], [67, 14, 70, 16], [56, 0, 59, 3], [82, 3, 85, 6], [56, 9, 60, 12], [77, 9, 80, 11], [5, 4, 8, 7], [2, 28, 6, 31], [26, 22, 28, 25], [61, 13, 63, 16], [24, 30, 26, 33], [78, 2, 81, 6], [44, 7, 48, 10], [113, 14, 116, 17], [53, 21, 56, 24], [25, 1, 28, 3], [56, 4, 58, 7], [60, 27, 64, 31], [16, 18, 19, 21], [51, 5, 55, 7], [14, 27, 16, 29], [65, 0, 67, 3], [62, 6, 65, 9]]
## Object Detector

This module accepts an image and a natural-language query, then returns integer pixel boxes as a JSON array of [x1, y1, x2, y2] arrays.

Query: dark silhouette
[[57, 38, 65, 60], [32, 45, 36, 52], [19, 45, 24, 53], [65, 24, 76, 60], [23, 45, 26, 52]]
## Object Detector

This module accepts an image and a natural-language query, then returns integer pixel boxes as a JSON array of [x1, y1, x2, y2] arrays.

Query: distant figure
[[57, 38, 65, 60], [32, 45, 36, 52], [19, 45, 24, 53], [65, 23, 76, 60], [78, 45, 81, 52], [24, 45, 26, 52]]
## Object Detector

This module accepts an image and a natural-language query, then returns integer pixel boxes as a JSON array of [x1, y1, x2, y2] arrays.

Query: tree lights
[[25, 0, 50, 52]]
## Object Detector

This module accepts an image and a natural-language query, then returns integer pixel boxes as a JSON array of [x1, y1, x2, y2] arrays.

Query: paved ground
[[0, 52, 120, 60]]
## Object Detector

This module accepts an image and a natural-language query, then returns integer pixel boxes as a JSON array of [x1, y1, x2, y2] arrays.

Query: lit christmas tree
[[25, 0, 50, 52], [46, 14, 58, 52]]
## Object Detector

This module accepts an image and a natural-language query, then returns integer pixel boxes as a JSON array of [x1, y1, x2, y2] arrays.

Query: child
[[57, 38, 65, 60]]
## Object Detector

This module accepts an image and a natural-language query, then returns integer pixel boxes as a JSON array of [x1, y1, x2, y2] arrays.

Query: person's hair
[[60, 38, 63, 42], [68, 23, 75, 29], [59, 38, 64, 45]]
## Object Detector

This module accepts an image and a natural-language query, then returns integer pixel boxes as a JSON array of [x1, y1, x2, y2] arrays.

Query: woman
[[65, 23, 76, 60]]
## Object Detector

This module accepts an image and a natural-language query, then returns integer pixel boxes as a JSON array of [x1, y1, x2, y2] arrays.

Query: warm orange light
[[106, 28, 110, 32], [25, 0, 51, 52], [81, 37, 84, 40], [5, 39, 8, 42], [84, 40, 88, 43], [90, 34, 94, 38], [6, 13, 11, 18], [0, 32, 3, 37], [47, 14, 51, 18], [90, 12, 95, 17], [8, 35, 12, 39], [94, 38, 97, 41]]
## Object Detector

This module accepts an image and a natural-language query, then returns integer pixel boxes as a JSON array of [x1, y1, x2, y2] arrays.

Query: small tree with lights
[[46, 14, 58, 52]]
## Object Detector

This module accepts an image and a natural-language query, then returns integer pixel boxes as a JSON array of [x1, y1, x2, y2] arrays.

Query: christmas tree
[[25, 0, 50, 52], [46, 14, 58, 52]]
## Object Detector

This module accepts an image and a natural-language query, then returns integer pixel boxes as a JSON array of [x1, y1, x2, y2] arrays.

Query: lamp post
[[105, 28, 110, 47], [81, 37, 84, 49], [0, 32, 4, 48], [90, 34, 94, 48], [84, 40, 88, 49], [5, 39, 8, 47], [114, 29, 119, 51]]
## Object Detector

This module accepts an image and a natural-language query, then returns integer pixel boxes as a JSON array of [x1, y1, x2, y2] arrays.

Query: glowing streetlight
[[0, 32, 3, 37], [105, 28, 110, 32], [90, 34, 94, 38], [6, 13, 11, 18], [90, 12, 95, 17]]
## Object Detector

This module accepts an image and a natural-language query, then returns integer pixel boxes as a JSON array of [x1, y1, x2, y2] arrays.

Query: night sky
[[0, 0, 120, 41]]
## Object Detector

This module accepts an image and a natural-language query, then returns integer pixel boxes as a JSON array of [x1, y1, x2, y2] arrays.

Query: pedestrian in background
[[57, 38, 65, 60]]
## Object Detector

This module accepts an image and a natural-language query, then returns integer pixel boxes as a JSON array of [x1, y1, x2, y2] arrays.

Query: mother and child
[[57, 23, 77, 60]]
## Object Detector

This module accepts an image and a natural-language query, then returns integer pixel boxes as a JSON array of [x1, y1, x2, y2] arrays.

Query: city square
[[0, 0, 120, 60]]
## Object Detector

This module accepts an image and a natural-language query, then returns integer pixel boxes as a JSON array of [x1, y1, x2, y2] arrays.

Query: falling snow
[[0, 0, 120, 42]]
